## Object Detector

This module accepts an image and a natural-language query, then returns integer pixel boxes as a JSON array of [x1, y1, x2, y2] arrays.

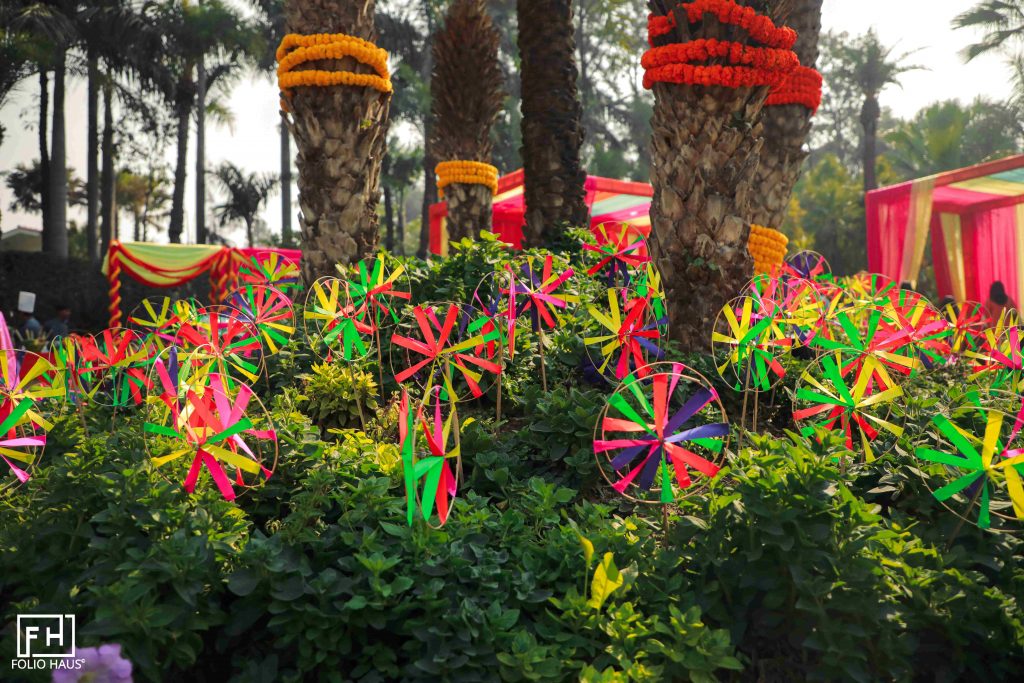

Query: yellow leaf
[[587, 552, 623, 610]]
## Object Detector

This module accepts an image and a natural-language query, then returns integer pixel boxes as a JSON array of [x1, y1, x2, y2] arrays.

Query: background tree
[[212, 161, 278, 247], [749, 0, 823, 230], [430, 0, 504, 241], [645, 0, 795, 351], [4, 160, 86, 215], [954, 1, 1024, 60], [517, 0, 588, 245], [283, 0, 391, 281], [837, 29, 921, 192]]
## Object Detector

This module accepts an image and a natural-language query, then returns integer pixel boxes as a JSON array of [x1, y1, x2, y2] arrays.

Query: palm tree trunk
[[169, 101, 190, 244], [748, 0, 823, 229], [38, 68, 51, 240], [444, 184, 494, 240], [517, 0, 588, 245], [245, 217, 254, 248], [86, 52, 100, 264], [133, 210, 141, 242], [280, 112, 293, 246], [383, 184, 394, 251], [100, 82, 115, 256], [284, 0, 391, 281], [861, 96, 880, 192], [195, 60, 207, 244], [46, 50, 68, 259], [397, 187, 406, 255], [647, 1, 791, 351], [418, 131, 436, 258]]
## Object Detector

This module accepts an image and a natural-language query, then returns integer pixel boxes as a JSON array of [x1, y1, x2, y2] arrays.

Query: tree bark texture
[[431, 0, 504, 242], [647, 1, 792, 352], [38, 68, 51, 242], [861, 96, 879, 192], [280, 112, 293, 247], [517, 0, 588, 245], [284, 0, 391, 282], [748, 0, 822, 229], [169, 103, 190, 243]]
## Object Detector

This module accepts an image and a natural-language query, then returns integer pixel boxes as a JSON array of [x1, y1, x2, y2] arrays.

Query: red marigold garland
[[765, 65, 823, 112], [647, 0, 798, 50]]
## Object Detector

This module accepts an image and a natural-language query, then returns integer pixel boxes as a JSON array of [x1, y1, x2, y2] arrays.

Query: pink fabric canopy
[[866, 155, 1024, 304]]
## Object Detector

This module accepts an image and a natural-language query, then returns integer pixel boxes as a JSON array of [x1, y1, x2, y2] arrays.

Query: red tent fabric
[[429, 169, 653, 254]]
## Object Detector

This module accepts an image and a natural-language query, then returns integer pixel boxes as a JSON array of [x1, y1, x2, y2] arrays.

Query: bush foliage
[[2, 237, 1023, 682]]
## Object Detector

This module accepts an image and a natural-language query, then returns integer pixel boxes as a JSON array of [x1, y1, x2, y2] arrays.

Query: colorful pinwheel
[[810, 306, 921, 389], [634, 262, 668, 329], [503, 254, 578, 349], [594, 362, 728, 503], [793, 350, 905, 462], [237, 252, 302, 293], [177, 305, 265, 383], [144, 371, 276, 501], [74, 328, 154, 407], [782, 250, 832, 283], [0, 350, 64, 489], [965, 326, 1024, 393], [391, 303, 501, 401], [343, 255, 411, 327], [582, 222, 650, 286], [129, 297, 197, 351], [584, 288, 664, 380], [942, 300, 987, 357], [399, 386, 461, 526], [915, 405, 1024, 530], [228, 284, 296, 356], [711, 296, 790, 391], [303, 277, 374, 361], [877, 291, 953, 369], [845, 272, 897, 306]]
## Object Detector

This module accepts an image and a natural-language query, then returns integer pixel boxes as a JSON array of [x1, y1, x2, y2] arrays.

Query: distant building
[[0, 226, 42, 252]]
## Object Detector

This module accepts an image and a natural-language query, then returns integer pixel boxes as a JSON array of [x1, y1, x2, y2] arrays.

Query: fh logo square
[[16, 614, 76, 658]]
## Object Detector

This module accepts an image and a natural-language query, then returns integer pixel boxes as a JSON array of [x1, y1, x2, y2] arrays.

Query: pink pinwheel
[[0, 350, 63, 488], [595, 362, 728, 503], [583, 222, 651, 286], [75, 328, 154, 407], [145, 372, 276, 501], [584, 289, 664, 380], [502, 254, 577, 350], [177, 305, 265, 383], [391, 303, 501, 401]]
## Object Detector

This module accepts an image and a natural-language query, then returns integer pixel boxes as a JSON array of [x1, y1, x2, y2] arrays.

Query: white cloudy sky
[[0, 0, 1017, 243]]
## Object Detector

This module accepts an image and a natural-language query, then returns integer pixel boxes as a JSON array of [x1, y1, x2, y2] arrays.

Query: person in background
[[17, 309, 42, 336], [44, 304, 72, 337], [985, 280, 1017, 324]]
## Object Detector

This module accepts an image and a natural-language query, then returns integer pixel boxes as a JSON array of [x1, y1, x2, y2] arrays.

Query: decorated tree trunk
[[645, 0, 794, 351], [517, 0, 589, 245], [431, 0, 504, 242], [282, 0, 391, 282], [749, 0, 823, 229]]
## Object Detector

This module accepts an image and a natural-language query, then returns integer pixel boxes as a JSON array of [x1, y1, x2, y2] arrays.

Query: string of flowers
[[436, 160, 499, 198], [647, 0, 797, 50], [276, 33, 392, 103], [641, 39, 799, 71], [765, 65, 823, 112], [748, 224, 789, 274]]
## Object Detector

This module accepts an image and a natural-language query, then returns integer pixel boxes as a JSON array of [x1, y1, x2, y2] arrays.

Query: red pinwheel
[[343, 255, 411, 328], [144, 370, 277, 501], [399, 386, 462, 527], [503, 254, 577, 344], [74, 328, 154, 407], [877, 290, 953, 370], [303, 277, 374, 361], [583, 222, 651, 286], [943, 300, 987, 357], [391, 303, 501, 402], [177, 305, 265, 383], [584, 288, 664, 380], [0, 350, 64, 489], [966, 327, 1024, 394], [782, 250, 832, 283], [595, 362, 728, 503], [129, 297, 197, 351]]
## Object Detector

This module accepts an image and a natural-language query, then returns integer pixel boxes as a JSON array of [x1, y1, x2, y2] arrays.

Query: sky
[[0, 0, 1018, 244]]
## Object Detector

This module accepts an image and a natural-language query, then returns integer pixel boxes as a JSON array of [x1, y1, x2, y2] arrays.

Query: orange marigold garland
[[436, 160, 499, 198], [647, 0, 798, 50], [765, 65, 823, 112], [276, 33, 392, 104], [747, 224, 789, 274]]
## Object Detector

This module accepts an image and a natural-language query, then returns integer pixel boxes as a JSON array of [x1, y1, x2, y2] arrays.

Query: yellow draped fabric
[[940, 213, 966, 302], [102, 242, 224, 286], [901, 176, 936, 288]]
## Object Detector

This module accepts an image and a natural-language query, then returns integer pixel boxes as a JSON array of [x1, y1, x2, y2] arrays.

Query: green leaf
[[577, 531, 594, 567], [227, 569, 261, 597], [587, 552, 623, 610]]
